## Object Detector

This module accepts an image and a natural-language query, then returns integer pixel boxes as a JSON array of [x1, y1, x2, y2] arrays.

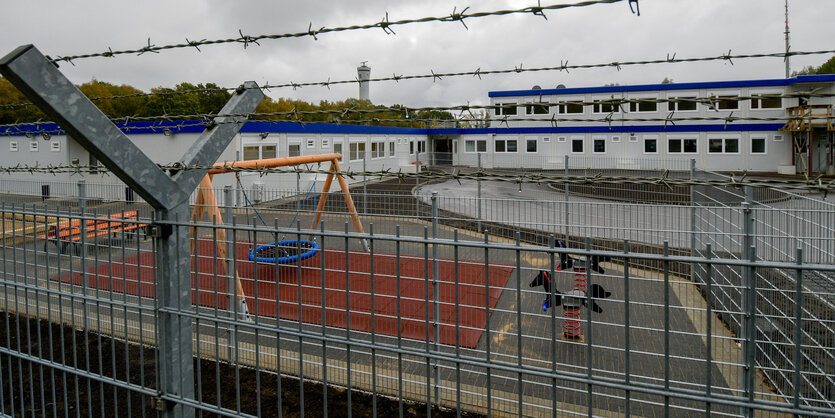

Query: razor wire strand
[[1, 164, 832, 194], [3, 48, 835, 111], [45, 0, 631, 65]]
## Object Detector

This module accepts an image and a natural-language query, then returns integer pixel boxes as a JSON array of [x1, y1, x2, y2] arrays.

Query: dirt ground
[[0, 312, 481, 417]]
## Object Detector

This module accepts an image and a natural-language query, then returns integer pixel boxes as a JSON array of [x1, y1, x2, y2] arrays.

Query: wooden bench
[[39, 211, 149, 254]]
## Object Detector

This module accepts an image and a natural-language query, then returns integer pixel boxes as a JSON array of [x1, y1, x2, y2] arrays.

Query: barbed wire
[[4, 48, 835, 112], [3, 88, 834, 131], [1, 163, 832, 194], [45, 0, 629, 65], [0, 105, 829, 137]]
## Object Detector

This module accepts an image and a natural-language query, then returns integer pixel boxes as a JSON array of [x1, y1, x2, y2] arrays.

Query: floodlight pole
[[0, 44, 264, 418]]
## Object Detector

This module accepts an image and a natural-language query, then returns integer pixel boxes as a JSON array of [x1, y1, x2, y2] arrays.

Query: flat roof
[[0, 121, 785, 137], [488, 74, 835, 98]]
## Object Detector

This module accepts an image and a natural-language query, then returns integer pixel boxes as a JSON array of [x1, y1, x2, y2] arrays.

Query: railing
[[784, 105, 834, 131]]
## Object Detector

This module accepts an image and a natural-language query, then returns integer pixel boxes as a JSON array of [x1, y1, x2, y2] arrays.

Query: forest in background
[[0, 78, 453, 127]]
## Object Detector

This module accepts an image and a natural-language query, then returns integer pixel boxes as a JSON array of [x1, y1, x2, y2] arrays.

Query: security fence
[[2, 181, 835, 417], [692, 168, 835, 413]]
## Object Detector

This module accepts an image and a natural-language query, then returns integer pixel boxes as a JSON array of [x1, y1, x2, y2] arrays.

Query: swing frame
[[189, 153, 367, 318]]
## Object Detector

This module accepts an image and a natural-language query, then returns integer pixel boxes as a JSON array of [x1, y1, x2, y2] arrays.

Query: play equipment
[[248, 240, 320, 264], [189, 153, 367, 319], [528, 241, 612, 341]]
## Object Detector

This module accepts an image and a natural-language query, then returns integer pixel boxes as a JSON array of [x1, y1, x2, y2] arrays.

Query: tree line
[[0, 78, 452, 127]]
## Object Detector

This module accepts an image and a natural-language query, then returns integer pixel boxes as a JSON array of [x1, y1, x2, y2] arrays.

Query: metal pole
[[77, 179, 86, 213], [690, 158, 697, 282], [741, 186, 755, 418], [296, 171, 301, 211], [363, 152, 367, 216], [430, 191, 440, 405], [477, 153, 483, 232], [564, 155, 569, 242], [223, 185, 235, 361], [0, 45, 265, 418], [415, 149, 420, 218]]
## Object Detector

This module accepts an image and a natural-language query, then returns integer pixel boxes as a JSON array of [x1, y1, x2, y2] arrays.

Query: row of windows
[[7, 141, 61, 152], [463, 136, 775, 155], [496, 94, 782, 116], [244, 139, 400, 163]]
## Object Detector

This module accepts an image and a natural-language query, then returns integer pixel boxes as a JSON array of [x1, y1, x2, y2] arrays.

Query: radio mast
[[785, 0, 791, 78]]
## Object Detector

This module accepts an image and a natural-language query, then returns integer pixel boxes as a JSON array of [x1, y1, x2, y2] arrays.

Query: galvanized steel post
[[741, 185, 755, 418], [0, 44, 264, 418], [477, 152, 483, 232], [564, 155, 570, 242], [430, 191, 440, 405], [690, 159, 697, 280], [77, 180, 86, 213], [223, 185, 236, 361]]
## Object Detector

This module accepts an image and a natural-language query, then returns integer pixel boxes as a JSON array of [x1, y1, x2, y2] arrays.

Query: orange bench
[[39, 211, 149, 254]]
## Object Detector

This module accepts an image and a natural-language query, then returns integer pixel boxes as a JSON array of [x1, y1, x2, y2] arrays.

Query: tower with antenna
[[785, 0, 791, 78], [357, 61, 371, 101]]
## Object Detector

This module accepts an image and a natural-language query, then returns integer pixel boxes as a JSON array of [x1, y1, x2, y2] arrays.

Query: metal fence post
[[223, 185, 235, 361], [415, 149, 420, 217], [690, 159, 697, 280], [564, 155, 569, 242], [741, 185, 756, 418], [363, 152, 367, 215], [477, 153, 483, 232], [296, 170, 301, 211], [430, 191, 440, 406], [77, 179, 86, 213], [0, 45, 265, 418]]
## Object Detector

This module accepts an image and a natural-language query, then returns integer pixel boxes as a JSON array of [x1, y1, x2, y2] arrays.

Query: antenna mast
[[785, 0, 791, 78]]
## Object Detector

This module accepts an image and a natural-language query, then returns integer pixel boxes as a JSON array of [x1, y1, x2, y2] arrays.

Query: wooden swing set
[[189, 153, 366, 318]]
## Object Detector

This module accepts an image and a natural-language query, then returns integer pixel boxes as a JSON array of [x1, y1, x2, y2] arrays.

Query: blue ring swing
[[241, 169, 321, 264]]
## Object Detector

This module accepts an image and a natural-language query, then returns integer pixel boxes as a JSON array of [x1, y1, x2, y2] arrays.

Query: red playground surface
[[53, 239, 514, 348]]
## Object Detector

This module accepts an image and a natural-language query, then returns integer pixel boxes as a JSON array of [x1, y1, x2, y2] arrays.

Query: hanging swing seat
[[248, 239, 320, 264]]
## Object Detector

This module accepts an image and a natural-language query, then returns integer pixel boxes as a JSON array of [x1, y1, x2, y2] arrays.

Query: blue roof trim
[[0, 121, 783, 137], [240, 121, 428, 135], [488, 74, 835, 98], [0, 120, 430, 137], [430, 123, 785, 135]]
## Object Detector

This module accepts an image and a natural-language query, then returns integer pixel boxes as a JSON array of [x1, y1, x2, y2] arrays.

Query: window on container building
[[526, 101, 549, 115], [708, 137, 740, 154], [288, 143, 300, 158], [668, 97, 697, 112], [629, 99, 657, 113], [333, 142, 343, 160], [592, 99, 620, 114], [495, 102, 518, 116], [751, 136, 767, 154], [751, 94, 781, 109], [643, 136, 658, 154], [668, 138, 697, 154], [593, 138, 606, 153], [571, 138, 584, 153], [526, 138, 537, 153], [350, 142, 366, 161], [558, 101, 584, 114], [710, 95, 738, 110]]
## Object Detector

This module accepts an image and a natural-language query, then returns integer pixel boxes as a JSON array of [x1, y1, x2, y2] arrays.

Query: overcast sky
[[1, 0, 833, 109]]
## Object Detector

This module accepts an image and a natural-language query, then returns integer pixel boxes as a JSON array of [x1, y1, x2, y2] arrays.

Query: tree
[[0, 77, 453, 128], [792, 56, 835, 76], [661, 77, 674, 84]]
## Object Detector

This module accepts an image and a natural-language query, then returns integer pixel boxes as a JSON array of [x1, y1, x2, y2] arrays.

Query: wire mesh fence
[[1, 175, 834, 417]]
